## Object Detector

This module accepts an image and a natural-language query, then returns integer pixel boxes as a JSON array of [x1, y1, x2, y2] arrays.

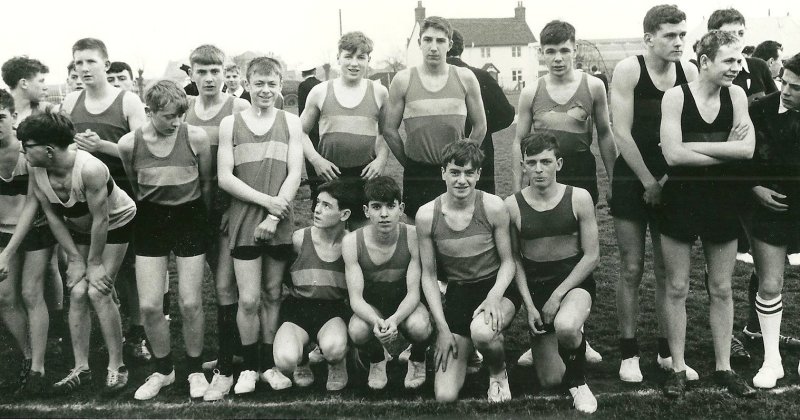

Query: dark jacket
[[735, 57, 778, 103], [298, 76, 322, 147]]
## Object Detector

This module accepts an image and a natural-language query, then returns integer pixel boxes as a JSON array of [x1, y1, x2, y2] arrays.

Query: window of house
[[512, 46, 522, 57], [481, 47, 491, 58], [512, 69, 523, 82]]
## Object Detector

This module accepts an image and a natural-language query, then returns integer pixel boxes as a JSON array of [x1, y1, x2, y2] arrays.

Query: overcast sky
[[2, 0, 799, 85]]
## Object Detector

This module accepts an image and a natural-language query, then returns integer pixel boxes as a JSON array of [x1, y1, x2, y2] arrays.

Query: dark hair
[[697, 30, 740, 63], [16, 113, 75, 148], [72, 38, 109, 60], [246, 57, 283, 81], [1, 56, 49, 89], [753, 41, 782, 61], [448, 29, 464, 57], [0, 89, 14, 114], [108, 61, 133, 78], [440, 141, 484, 170], [708, 8, 746, 30], [364, 176, 402, 205], [643, 4, 686, 34], [540, 20, 576, 46], [742, 45, 755, 56], [317, 179, 358, 214], [301, 69, 316, 77], [338, 31, 374, 55], [784, 52, 800, 78], [67, 61, 76, 73], [520, 132, 561, 159], [145, 80, 188, 114], [590, 65, 598, 72], [420, 16, 452, 40]]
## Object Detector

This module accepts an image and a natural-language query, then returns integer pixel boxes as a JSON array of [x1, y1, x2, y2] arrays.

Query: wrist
[[267, 214, 280, 222]]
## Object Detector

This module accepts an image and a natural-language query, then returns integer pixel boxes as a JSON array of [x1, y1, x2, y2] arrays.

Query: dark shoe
[[714, 370, 757, 398], [663, 370, 687, 399], [19, 371, 48, 396], [730, 337, 751, 365], [52, 368, 92, 395], [743, 327, 800, 351]]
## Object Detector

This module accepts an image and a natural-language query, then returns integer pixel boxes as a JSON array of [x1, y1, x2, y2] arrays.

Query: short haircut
[[246, 57, 282, 81], [540, 20, 576, 46], [420, 16, 452, 40], [224, 63, 240, 75], [1, 57, 50, 89], [708, 8, 746, 30], [643, 4, 686, 34], [742, 45, 755, 56], [145, 80, 188, 114], [338, 31, 374, 55], [440, 141, 484, 170], [448, 29, 464, 57], [301, 69, 316, 77], [190, 44, 225, 67], [67, 61, 76, 73], [696, 30, 740, 63], [16, 113, 75, 148], [364, 176, 402, 204], [520, 132, 561, 159], [108, 61, 133, 78], [72, 38, 109, 60], [0, 89, 15, 114], [784, 52, 800, 78], [317, 179, 358, 214], [753, 41, 782, 61], [591, 65, 598, 72]]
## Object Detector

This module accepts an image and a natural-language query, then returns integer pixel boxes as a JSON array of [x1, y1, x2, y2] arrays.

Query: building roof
[[449, 18, 537, 48]]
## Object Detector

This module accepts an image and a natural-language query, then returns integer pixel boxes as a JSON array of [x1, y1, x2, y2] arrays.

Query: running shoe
[[657, 355, 699, 381], [487, 370, 511, 403], [134, 370, 175, 400], [233, 370, 258, 395], [326, 359, 348, 391], [713, 370, 756, 398], [104, 366, 129, 395], [404, 359, 426, 389], [619, 356, 643, 382], [203, 370, 233, 401], [52, 367, 92, 395], [294, 363, 315, 387], [368, 357, 388, 390], [188, 372, 209, 398], [730, 337, 751, 364], [569, 383, 597, 414], [261, 367, 292, 390], [752, 363, 784, 389], [662, 370, 687, 399]]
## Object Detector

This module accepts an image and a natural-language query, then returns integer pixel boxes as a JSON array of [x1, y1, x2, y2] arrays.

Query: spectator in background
[[224, 63, 249, 102], [107, 62, 135, 92], [742, 45, 754, 58], [752, 40, 784, 79], [1, 56, 53, 122], [297, 62, 321, 153], [180, 64, 199, 96], [66, 61, 84, 92], [591, 65, 609, 93]]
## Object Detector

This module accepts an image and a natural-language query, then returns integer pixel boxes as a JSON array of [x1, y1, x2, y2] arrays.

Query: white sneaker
[[398, 344, 413, 363], [202, 355, 243, 372], [753, 363, 784, 389], [326, 359, 348, 391], [203, 370, 233, 401], [368, 357, 389, 390], [261, 367, 292, 390], [487, 370, 511, 403], [517, 349, 534, 367], [789, 253, 800, 266], [404, 359, 426, 389], [294, 363, 315, 387], [134, 370, 175, 400], [233, 370, 258, 394], [736, 252, 754, 264], [467, 349, 484, 374], [657, 355, 699, 381], [569, 383, 598, 414], [309, 345, 325, 365], [619, 356, 643, 382], [188, 372, 209, 398], [585, 341, 603, 364]]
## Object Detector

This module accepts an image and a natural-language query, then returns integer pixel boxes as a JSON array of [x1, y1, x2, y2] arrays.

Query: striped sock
[[756, 293, 782, 366]]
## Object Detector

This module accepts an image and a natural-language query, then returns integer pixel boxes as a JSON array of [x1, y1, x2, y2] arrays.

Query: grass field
[[3, 102, 800, 418]]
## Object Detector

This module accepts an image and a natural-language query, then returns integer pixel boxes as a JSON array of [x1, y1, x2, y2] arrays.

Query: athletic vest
[[531, 73, 594, 154], [356, 224, 411, 286], [185, 96, 235, 152], [515, 186, 580, 263], [288, 228, 347, 300], [131, 123, 200, 205], [318, 81, 379, 168], [32, 150, 136, 233], [402, 66, 467, 164], [227, 111, 293, 249], [0, 151, 31, 233], [431, 191, 500, 283], [69, 90, 129, 186], [630, 55, 688, 178]]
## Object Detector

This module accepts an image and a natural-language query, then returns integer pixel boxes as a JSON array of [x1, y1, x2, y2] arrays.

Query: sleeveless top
[[671, 84, 734, 182], [531, 72, 594, 154], [185, 96, 235, 153], [131, 123, 200, 205], [69, 90, 129, 186], [0, 151, 36, 233], [227, 110, 293, 249], [402, 66, 467, 164], [288, 228, 347, 300], [356, 224, 411, 286], [318, 81, 380, 168], [431, 190, 500, 283], [630, 55, 688, 178], [32, 150, 136, 233]]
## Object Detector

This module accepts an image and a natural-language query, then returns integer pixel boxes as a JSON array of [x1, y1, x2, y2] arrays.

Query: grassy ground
[[3, 102, 800, 418]]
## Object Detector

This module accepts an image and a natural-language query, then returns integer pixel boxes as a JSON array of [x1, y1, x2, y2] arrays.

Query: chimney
[[514, 1, 525, 20], [415, 1, 426, 26]]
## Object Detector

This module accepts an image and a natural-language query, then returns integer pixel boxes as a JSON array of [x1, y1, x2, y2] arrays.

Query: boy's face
[[225, 71, 241, 92], [442, 161, 480, 199], [542, 40, 576, 77], [67, 69, 84, 92], [191, 63, 224, 98], [24, 72, 49, 101], [522, 148, 562, 189], [107, 70, 134, 91], [149, 102, 184, 137], [648, 21, 687, 63], [767, 51, 783, 78], [718, 22, 746, 41], [20, 139, 51, 167], [364, 199, 403, 232], [314, 191, 349, 228], [780, 68, 800, 112], [0, 108, 17, 142], [419, 27, 451, 66], [73, 49, 109, 87], [703, 43, 742, 87], [338, 48, 370, 83], [247, 72, 282, 110]]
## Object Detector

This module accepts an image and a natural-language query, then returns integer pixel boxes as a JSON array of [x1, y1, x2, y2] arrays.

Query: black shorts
[[363, 281, 407, 317], [443, 277, 521, 337], [609, 158, 661, 223], [71, 220, 134, 246], [402, 159, 446, 220], [559, 151, 599, 206], [280, 296, 352, 339], [0, 225, 57, 253], [134, 199, 208, 258], [231, 244, 293, 261], [309, 165, 368, 226], [658, 180, 740, 243], [750, 207, 800, 247]]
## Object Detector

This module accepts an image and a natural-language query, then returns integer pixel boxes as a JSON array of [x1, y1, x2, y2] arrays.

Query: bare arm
[[82, 162, 112, 267], [417, 205, 446, 332], [660, 87, 724, 167], [343, 232, 382, 325], [551, 188, 599, 297], [362, 83, 390, 180], [504, 195, 535, 311], [299, 83, 333, 172], [0, 175, 40, 273], [590, 75, 618, 184], [512, 85, 537, 191], [459, 68, 487, 143], [388, 225, 422, 324], [117, 132, 139, 199], [382, 70, 410, 167], [275, 114, 304, 208], [188, 125, 213, 211], [679, 86, 755, 161]]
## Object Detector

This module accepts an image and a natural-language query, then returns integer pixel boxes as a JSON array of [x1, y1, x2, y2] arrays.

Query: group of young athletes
[[0, 3, 799, 414]]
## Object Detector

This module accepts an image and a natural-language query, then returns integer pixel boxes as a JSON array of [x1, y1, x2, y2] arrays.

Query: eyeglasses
[[20, 142, 47, 152]]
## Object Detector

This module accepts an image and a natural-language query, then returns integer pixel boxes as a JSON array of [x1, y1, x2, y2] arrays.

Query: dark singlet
[[356, 224, 411, 296], [288, 228, 347, 300], [69, 90, 129, 186], [431, 190, 500, 284], [318, 81, 380, 168], [0, 152, 32, 233], [131, 123, 200, 205]]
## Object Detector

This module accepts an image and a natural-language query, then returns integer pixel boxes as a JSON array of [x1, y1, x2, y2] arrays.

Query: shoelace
[[106, 370, 119, 386], [489, 380, 503, 398], [56, 368, 86, 388], [730, 338, 748, 355]]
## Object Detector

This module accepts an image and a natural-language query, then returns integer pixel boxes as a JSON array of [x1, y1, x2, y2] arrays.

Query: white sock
[[756, 293, 783, 366]]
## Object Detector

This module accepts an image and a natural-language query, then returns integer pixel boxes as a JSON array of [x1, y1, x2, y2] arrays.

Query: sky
[[2, 0, 799, 86]]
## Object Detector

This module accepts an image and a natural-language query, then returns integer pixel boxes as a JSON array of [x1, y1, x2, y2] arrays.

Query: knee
[[538, 372, 563, 389], [470, 319, 499, 346], [619, 261, 644, 285], [87, 287, 112, 304], [273, 345, 301, 372], [347, 317, 372, 345], [758, 276, 783, 299], [665, 282, 689, 301], [320, 334, 348, 362], [434, 382, 460, 402], [238, 295, 261, 315], [21, 287, 45, 309], [215, 282, 237, 302], [0, 290, 19, 309], [262, 284, 282, 305], [179, 296, 203, 318], [140, 301, 164, 320], [403, 312, 432, 343], [554, 318, 582, 344], [707, 281, 732, 302]]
